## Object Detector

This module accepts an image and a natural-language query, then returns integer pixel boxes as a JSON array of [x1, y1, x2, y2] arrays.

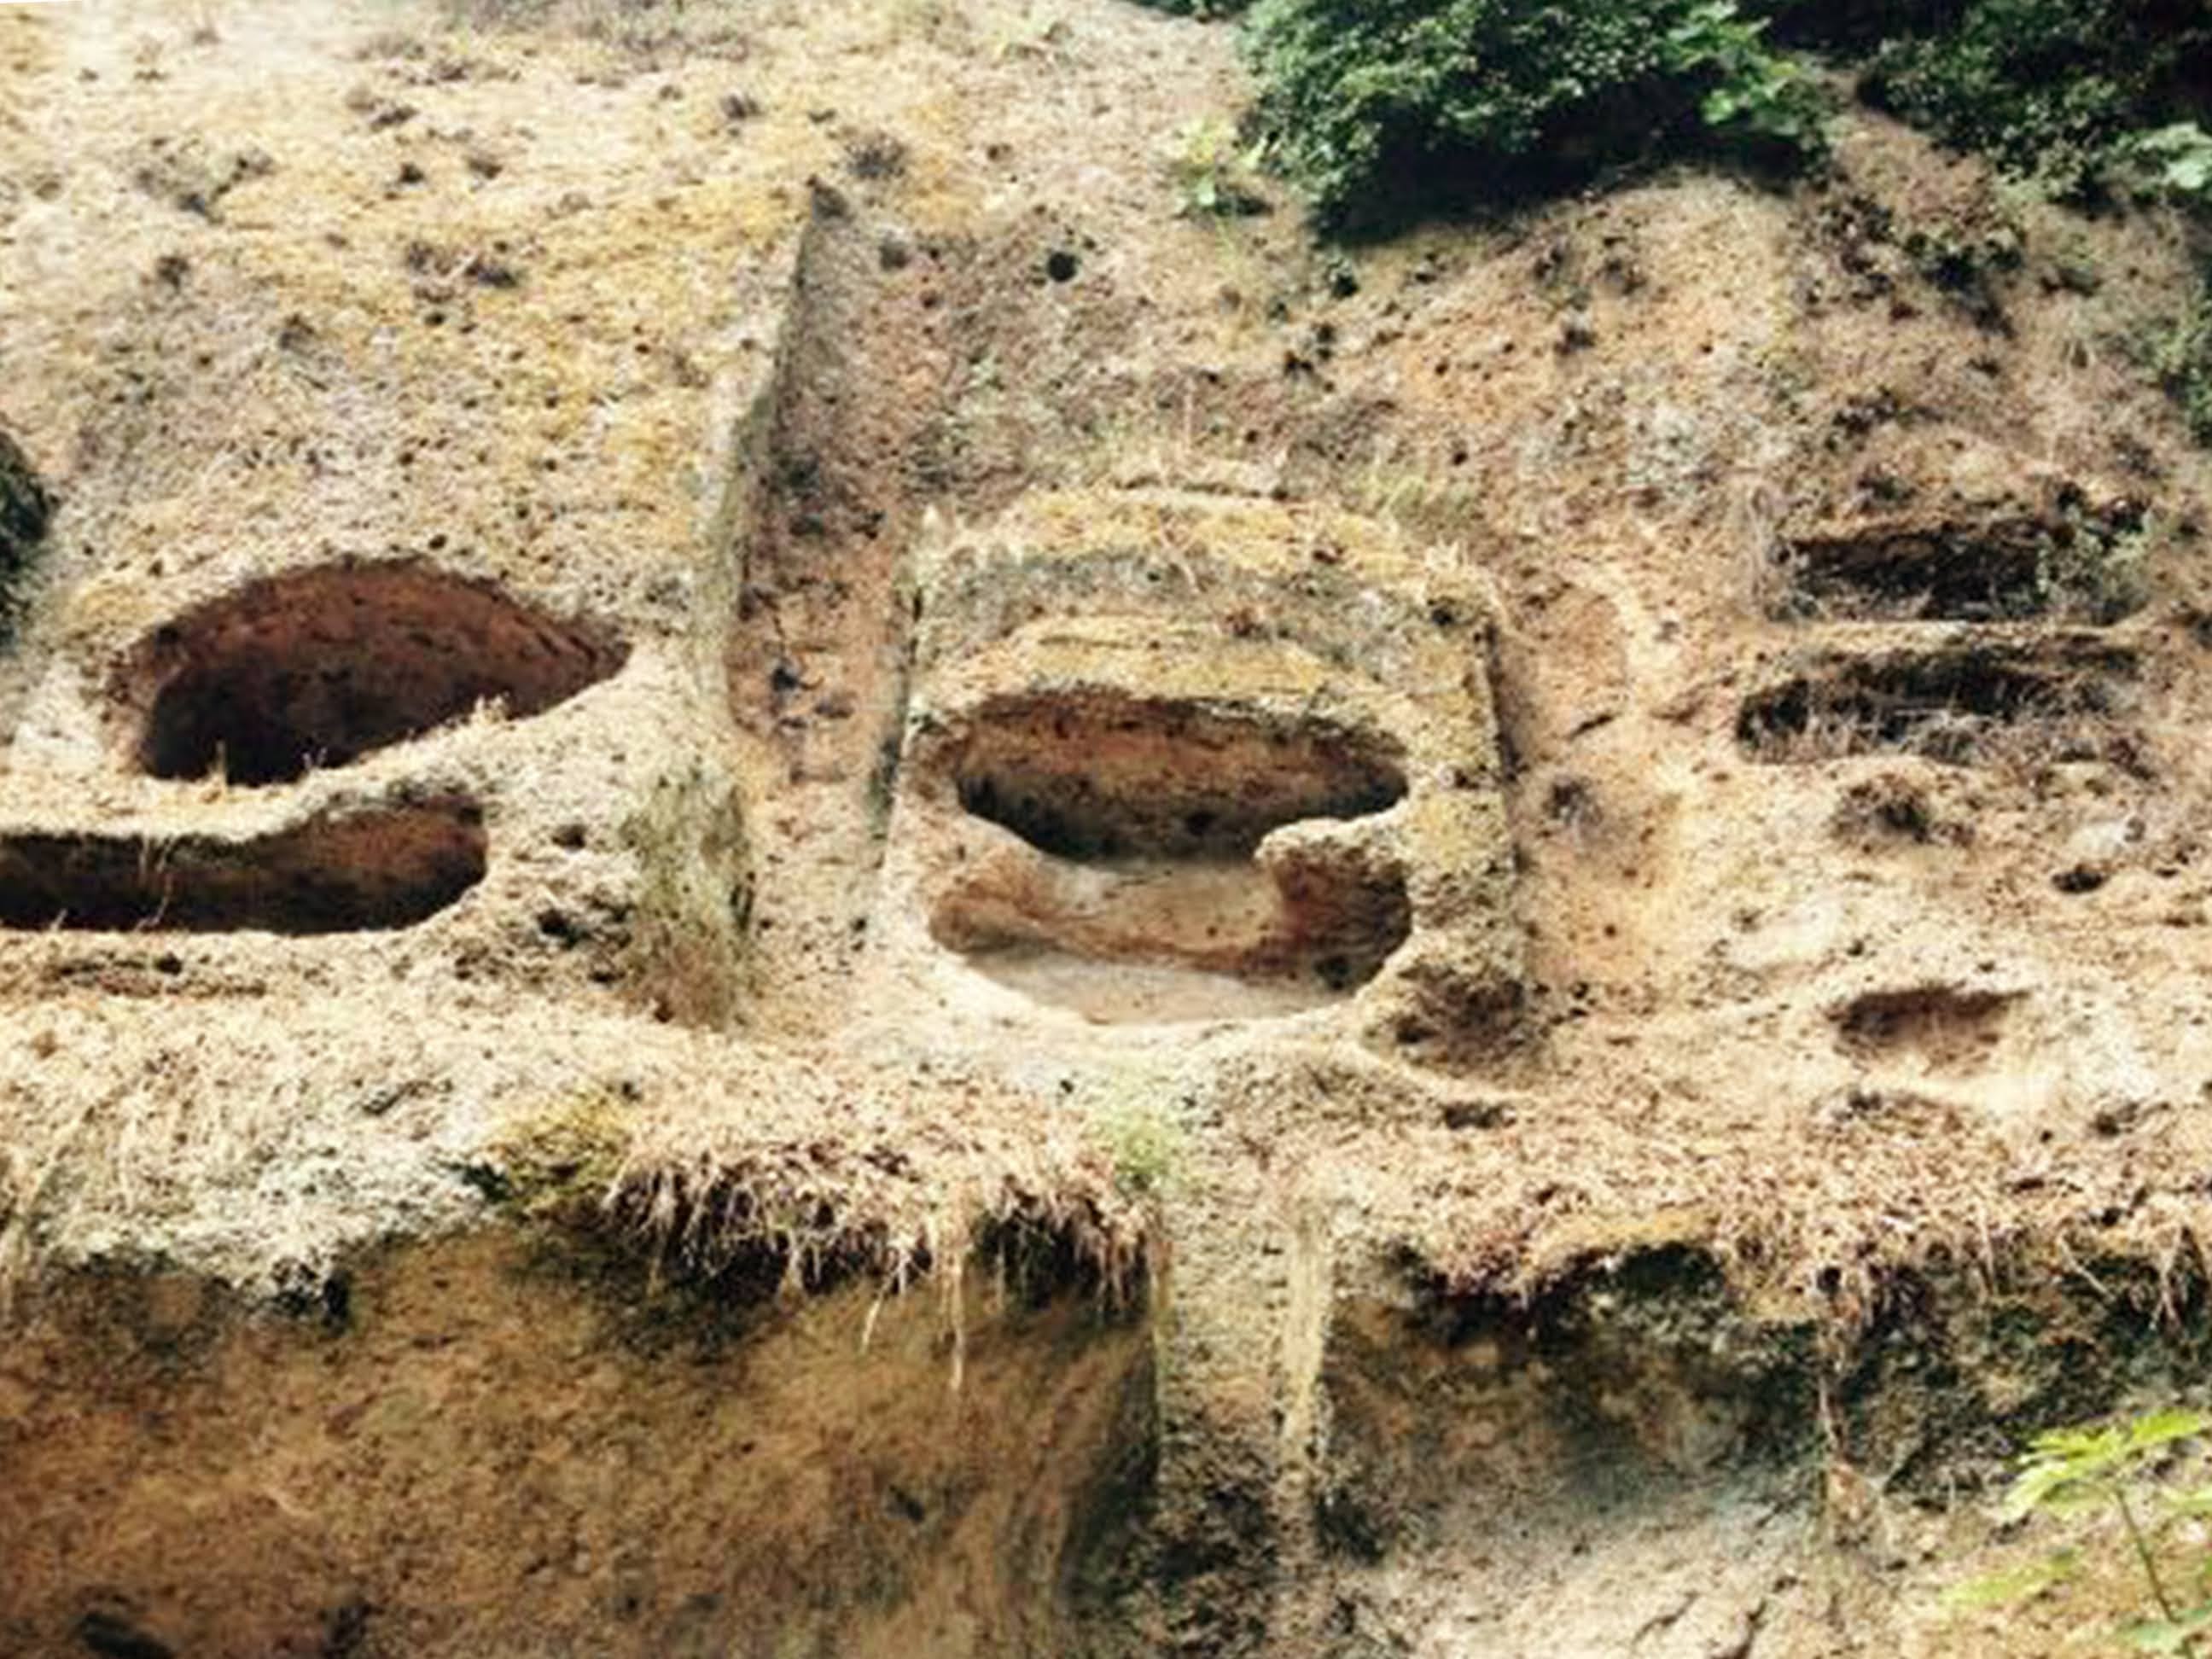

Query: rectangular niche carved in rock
[[0, 800, 486, 934], [891, 489, 1527, 1043]]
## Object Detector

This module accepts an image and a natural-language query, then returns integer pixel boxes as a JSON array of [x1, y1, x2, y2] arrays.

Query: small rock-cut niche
[[956, 694, 1406, 859], [1736, 643, 2135, 766], [1831, 984, 2017, 1072], [126, 564, 627, 785], [1778, 500, 2144, 623], [934, 692, 1412, 1024], [0, 800, 486, 934], [1785, 527, 2040, 621]]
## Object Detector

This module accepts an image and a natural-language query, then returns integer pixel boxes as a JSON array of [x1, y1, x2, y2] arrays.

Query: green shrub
[[1219, 0, 2204, 232], [1128, 0, 1249, 15], [1243, 0, 1828, 232], [1858, 0, 2212, 201]]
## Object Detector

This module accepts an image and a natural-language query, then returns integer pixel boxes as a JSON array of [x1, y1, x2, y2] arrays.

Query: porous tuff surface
[[4, 2, 2212, 1655]]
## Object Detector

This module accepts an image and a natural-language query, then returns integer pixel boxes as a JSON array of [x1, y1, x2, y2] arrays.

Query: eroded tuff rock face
[[4, 2, 2212, 1656]]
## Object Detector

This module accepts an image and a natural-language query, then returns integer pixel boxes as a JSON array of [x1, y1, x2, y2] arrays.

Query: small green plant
[[2148, 277, 2212, 446], [1093, 1092, 1186, 1199], [1169, 117, 1272, 217], [478, 1089, 634, 1222], [1242, 0, 1828, 234], [2040, 505, 2152, 622], [1949, 1407, 2212, 1653]]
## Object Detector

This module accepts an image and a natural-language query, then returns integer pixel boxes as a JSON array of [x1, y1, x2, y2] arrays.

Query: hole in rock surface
[[1787, 528, 2045, 621], [129, 565, 626, 785], [1778, 498, 2145, 623], [955, 692, 1406, 859], [1832, 984, 2017, 1070], [936, 692, 1412, 1023], [0, 800, 486, 934], [1737, 644, 2134, 766]]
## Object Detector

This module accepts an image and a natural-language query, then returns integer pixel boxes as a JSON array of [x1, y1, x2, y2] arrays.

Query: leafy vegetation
[[1854, 0, 2212, 202], [1240, 0, 1828, 232], [476, 1091, 633, 1223], [1198, 0, 2206, 229], [2134, 123, 2212, 200], [1950, 1408, 2212, 1653]]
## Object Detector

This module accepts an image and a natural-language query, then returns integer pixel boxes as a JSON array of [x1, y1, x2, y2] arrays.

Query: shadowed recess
[[1777, 503, 2145, 624], [125, 564, 627, 786], [1784, 526, 2048, 622], [0, 800, 486, 933], [936, 692, 1412, 1023], [1736, 643, 2138, 766], [953, 691, 1408, 860], [1831, 983, 2018, 1071]]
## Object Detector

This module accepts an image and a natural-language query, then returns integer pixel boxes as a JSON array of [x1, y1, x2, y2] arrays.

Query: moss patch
[[478, 1089, 633, 1225]]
